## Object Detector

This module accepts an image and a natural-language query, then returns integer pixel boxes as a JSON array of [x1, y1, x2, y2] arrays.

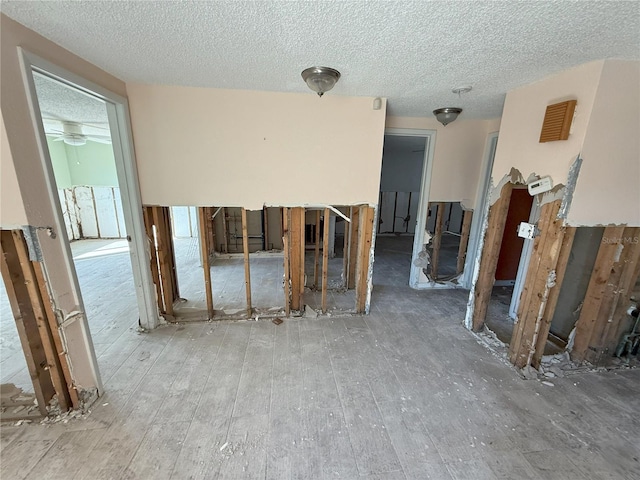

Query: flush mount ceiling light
[[433, 107, 463, 126], [301, 66, 341, 97]]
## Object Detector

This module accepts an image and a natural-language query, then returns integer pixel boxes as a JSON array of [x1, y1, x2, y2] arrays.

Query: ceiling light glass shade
[[63, 135, 87, 146], [301, 66, 341, 97], [433, 107, 463, 126]]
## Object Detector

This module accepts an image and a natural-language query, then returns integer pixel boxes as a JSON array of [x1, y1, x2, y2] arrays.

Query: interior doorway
[[375, 131, 433, 289], [27, 72, 145, 382]]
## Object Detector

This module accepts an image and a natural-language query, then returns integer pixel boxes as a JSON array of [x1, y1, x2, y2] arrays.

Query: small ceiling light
[[452, 86, 472, 96], [62, 134, 87, 146], [301, 66, 341, 97], [433, 107, 463, 126]]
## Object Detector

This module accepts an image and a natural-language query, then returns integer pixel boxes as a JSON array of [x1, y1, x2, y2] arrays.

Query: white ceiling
[[32, 73, 110, 138], [2, 1, 639, 118]]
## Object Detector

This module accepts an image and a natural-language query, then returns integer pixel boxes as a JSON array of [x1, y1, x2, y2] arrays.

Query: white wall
[[127, 84, 387, 210], [569, 60, 640, 226]]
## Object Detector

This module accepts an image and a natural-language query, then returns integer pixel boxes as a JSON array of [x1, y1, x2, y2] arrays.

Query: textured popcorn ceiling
[[2, 1, 639, 118]]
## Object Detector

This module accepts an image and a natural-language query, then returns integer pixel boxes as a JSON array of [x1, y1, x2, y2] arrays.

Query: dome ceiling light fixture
[[433, 107, 463, 126], [433, 85, 472, 126], [301, 66, 341, 97]]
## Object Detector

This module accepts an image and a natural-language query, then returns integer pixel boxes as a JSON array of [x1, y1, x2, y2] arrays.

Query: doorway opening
[[375, 131, 433, 289], [29, 72, 144, 383]]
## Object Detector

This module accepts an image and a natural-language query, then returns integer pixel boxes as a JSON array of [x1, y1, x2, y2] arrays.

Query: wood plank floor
[[1, 237, 639, 479]]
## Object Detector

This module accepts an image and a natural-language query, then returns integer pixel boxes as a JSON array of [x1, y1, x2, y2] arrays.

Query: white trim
[[508, 199, 541, 319], [383, 128, 437, 289], [17, 50, 160, 395], [462, 132, 499, 289]]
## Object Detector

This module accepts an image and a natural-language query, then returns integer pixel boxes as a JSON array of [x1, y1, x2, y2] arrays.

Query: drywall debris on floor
[[303, 305, 318, 318], [0, 384, 40, 422]]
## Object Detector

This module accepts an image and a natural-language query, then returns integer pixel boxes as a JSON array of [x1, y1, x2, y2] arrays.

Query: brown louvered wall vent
[[539, 100, 577, 143]]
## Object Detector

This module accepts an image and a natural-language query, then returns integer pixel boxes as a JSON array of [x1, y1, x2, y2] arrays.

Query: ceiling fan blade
[[87, 136, 112, 144]]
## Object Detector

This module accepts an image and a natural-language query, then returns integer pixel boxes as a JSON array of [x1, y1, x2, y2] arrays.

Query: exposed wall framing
[[355, 206, 375, 313], [289, 207, 305, 311], [1, 229, 76, 414], [457, 210, 473, 274], [197, 207, 214, 318], [471, 183, 514, 331], [143, 206, 180, 317], [508, 200, 567, 368], [321, 208, 330, 313], [571, 226, 640, 364], [430, 202, 445, 278]]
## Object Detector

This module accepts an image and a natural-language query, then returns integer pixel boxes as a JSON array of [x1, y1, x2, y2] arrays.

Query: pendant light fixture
[[301, 66, 341, 97]]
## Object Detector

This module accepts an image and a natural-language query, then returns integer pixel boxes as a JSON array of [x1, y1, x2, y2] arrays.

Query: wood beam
[[530, 226, 576, 368], [1, 230, 56, 415], [221, 207, 228, 254], [314, 210, 321, 289], [241, 208, 252, 316], [143, 207, 163, 313], [289, 208, 302, 311], [298, 208, 305, 310], [572, 226, 640, 364], [282, 208, 290, 316], [431, 202, 445, 279], [32, 261, 79, 409], [355, 206, 375, 313], [322, 208, 330, 313], [347, 207, 360, 290], [198, 207, 214, 319], [471, 183, 513, 332], [151, 206, 175, 315], [508, 200, 565, 368], [457, 210, 473, 274], [263, 207, 269, 251]]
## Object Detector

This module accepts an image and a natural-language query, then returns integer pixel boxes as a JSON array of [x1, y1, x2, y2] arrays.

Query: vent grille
[[539, 100, 577, 143]]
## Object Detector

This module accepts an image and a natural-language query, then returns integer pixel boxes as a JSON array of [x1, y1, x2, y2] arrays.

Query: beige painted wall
[[127, 84, 387, 210], [1, 14, 127, 391], [569, 60, 640, 226], [385, 116, 500, 209], [1, 112, 28, 227], [491, 60, 604, 190]]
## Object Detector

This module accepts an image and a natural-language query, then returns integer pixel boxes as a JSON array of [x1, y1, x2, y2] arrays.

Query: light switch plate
[[518, 222, 537, 239]]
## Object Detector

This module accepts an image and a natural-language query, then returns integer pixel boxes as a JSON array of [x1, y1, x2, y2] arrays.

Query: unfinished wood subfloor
[[1, 251, 638, 479]]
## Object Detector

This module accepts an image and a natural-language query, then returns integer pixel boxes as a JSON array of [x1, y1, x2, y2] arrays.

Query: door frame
[[508, 199, 541, 319], [382, 128, 437, 289], [18, 49, 159, 337], [461, 132, 499, 289]]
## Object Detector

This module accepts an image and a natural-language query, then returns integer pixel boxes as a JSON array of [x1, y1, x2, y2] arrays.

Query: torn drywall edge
[[21, 225, 43, 261], [538, 184, 565, 207], [488, 167, 525, 205], [364, 204, 378, 314], [460, 199, 475, 211], [464, 177, 494, 330], [558, 155, 583, 219]]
